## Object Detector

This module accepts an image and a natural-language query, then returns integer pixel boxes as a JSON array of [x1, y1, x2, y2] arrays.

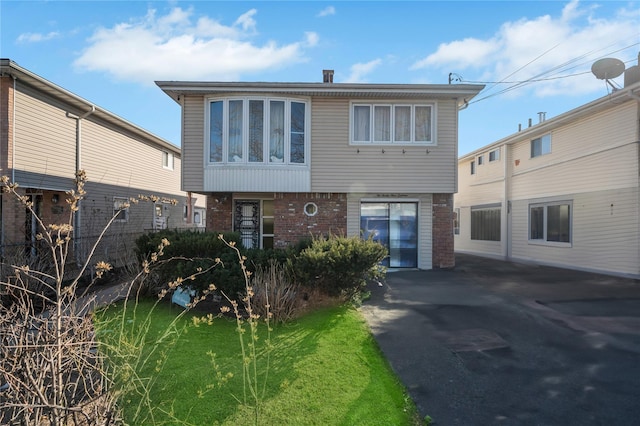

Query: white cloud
[[73, 7, 317, 84], [17, 31, 60, 43], [410, 0, 640, 98], [317, 6, 336, 17], [344, 59, 382, 83]]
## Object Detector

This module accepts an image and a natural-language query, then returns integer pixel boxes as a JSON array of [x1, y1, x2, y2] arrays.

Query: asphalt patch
[[434, 328, 509, 352]]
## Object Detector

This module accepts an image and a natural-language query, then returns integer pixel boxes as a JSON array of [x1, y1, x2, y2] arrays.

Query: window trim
[[162, 151, 174, 170], [113, 197, 129, 223], [350, 101, 436, 145], [470, 203, 501, 241], [205, 96, 310, 166], [528, 200, 572, 247]]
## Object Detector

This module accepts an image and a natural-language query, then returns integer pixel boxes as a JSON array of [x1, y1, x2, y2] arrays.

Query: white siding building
[[455, 61, 640, 278]]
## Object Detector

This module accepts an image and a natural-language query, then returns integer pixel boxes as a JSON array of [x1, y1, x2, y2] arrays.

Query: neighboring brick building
[[157, 72, 483, 269], [0, 59, 206, 274]]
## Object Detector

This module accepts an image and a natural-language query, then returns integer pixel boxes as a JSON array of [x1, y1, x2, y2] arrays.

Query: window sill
[[527, 240, 572, 248]]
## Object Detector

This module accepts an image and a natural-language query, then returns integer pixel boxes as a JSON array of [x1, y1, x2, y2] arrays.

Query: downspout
[[11, 76, 16, 183], [502, 143, 510, 260], [3, 76, 17, 254], [66, 106, 95, 266]]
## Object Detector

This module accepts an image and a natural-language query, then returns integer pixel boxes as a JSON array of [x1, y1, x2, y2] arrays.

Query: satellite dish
[[591, 58, 625, 80]]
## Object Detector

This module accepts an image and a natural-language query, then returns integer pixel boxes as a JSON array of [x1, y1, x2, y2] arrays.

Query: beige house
[[455, 61, 640, 278], [0, 59, 206, 271], [157, 71, 483, 269]]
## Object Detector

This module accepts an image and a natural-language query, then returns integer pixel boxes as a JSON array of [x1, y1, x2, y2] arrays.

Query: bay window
[[352, 102, 435, 144], [207, 97, 308, 165]]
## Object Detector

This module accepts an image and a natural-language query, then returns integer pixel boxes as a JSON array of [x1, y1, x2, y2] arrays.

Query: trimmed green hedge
[[135, 230, 387, 299], [290, 235, 387, 296]]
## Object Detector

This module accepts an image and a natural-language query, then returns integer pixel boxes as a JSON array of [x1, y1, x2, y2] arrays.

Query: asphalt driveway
[[360, 254, 640, 426]]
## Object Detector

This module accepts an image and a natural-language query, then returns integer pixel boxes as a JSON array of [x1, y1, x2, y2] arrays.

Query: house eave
[[155, 80, 485, 105], [0, 58, 181, 155], [459, 82, 640, 162]]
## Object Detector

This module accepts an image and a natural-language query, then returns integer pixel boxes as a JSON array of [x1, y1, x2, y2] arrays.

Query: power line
[[457, 41, 640, 105]]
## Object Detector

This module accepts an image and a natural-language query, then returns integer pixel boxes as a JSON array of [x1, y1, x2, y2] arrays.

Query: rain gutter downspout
[[3, 76, 17, 254], [11, 76, 16, 183], [66, 105, 95, 266]]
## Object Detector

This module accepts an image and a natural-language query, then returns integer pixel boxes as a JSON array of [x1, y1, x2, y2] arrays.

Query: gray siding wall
[[8, 79, 204, 266], [182, 95, 205, 192], [312, 98, 457, 193]]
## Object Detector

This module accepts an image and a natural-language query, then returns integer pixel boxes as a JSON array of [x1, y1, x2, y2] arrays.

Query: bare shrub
[[0, 171, 121, 425], [250, 261, 302, 324]]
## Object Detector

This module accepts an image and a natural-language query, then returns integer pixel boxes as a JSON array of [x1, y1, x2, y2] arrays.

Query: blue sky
[[1, 0, 638, 155]]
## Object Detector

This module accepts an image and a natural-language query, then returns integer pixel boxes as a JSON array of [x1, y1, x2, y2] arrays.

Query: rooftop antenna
[[591, 58, 625, 92]]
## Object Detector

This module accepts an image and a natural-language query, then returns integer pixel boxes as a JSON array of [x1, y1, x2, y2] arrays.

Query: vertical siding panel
[[182, 95, 205, 191]]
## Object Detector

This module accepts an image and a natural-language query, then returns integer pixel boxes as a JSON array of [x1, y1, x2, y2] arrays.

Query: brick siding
[[432, 193, 455, 268], [205, 192, 347, 248], [273, 193, 347, 248]]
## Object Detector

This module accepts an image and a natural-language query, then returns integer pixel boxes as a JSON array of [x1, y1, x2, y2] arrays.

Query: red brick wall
[[273, 193, 347, 248], [432, 193, 455, 269], [206, 193, 233, 231], [204, 192, 347, 248]]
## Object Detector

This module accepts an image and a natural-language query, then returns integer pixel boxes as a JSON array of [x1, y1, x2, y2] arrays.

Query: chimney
[[538, 112, 546, 123], [322, 69, 334, 83]]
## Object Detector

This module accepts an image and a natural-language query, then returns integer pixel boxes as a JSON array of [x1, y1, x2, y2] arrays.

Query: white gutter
[[66, 105, 95, 266], [11, 75, 16, 183]]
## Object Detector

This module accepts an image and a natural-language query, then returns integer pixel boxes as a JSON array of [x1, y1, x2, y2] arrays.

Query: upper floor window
[[162, 151, 174, 170], [470, 160, 476, 175], [351, 103, 434, 144], [477, 155, 484, 166], [489, 148, 500, 162], [531, 134, 551, 158], [208, 97, 308, 165]]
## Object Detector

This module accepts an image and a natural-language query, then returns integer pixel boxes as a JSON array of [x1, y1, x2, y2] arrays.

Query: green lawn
[[96, 299, 421, 425]]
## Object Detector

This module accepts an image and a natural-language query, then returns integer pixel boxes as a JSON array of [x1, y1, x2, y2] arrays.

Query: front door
[[234, 201, 260, 248], [360, 202, 418, 268]]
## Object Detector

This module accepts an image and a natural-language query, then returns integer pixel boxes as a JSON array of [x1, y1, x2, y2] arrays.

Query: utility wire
[[460, 40, 639, 105]]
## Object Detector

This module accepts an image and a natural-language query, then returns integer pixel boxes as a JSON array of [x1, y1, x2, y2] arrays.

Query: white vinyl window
[[162, 151, 174, 170], [351, 103, 434, 144], [207, 97, 309, 165], [531, 134, 551, 158], [471, 204, 501, 241], [113, 197, 129, 222], [529, 201, 571, 245], [477, 155, 484, 166], [489, 148, 500, 162], [470, 160, 476, 175]]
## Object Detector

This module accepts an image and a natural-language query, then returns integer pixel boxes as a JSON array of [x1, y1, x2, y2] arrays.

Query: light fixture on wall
[[51, 194, 59, 204]]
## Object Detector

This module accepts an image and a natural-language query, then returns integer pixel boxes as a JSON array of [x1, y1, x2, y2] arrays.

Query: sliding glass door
[[360, 202, 418, 268]]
